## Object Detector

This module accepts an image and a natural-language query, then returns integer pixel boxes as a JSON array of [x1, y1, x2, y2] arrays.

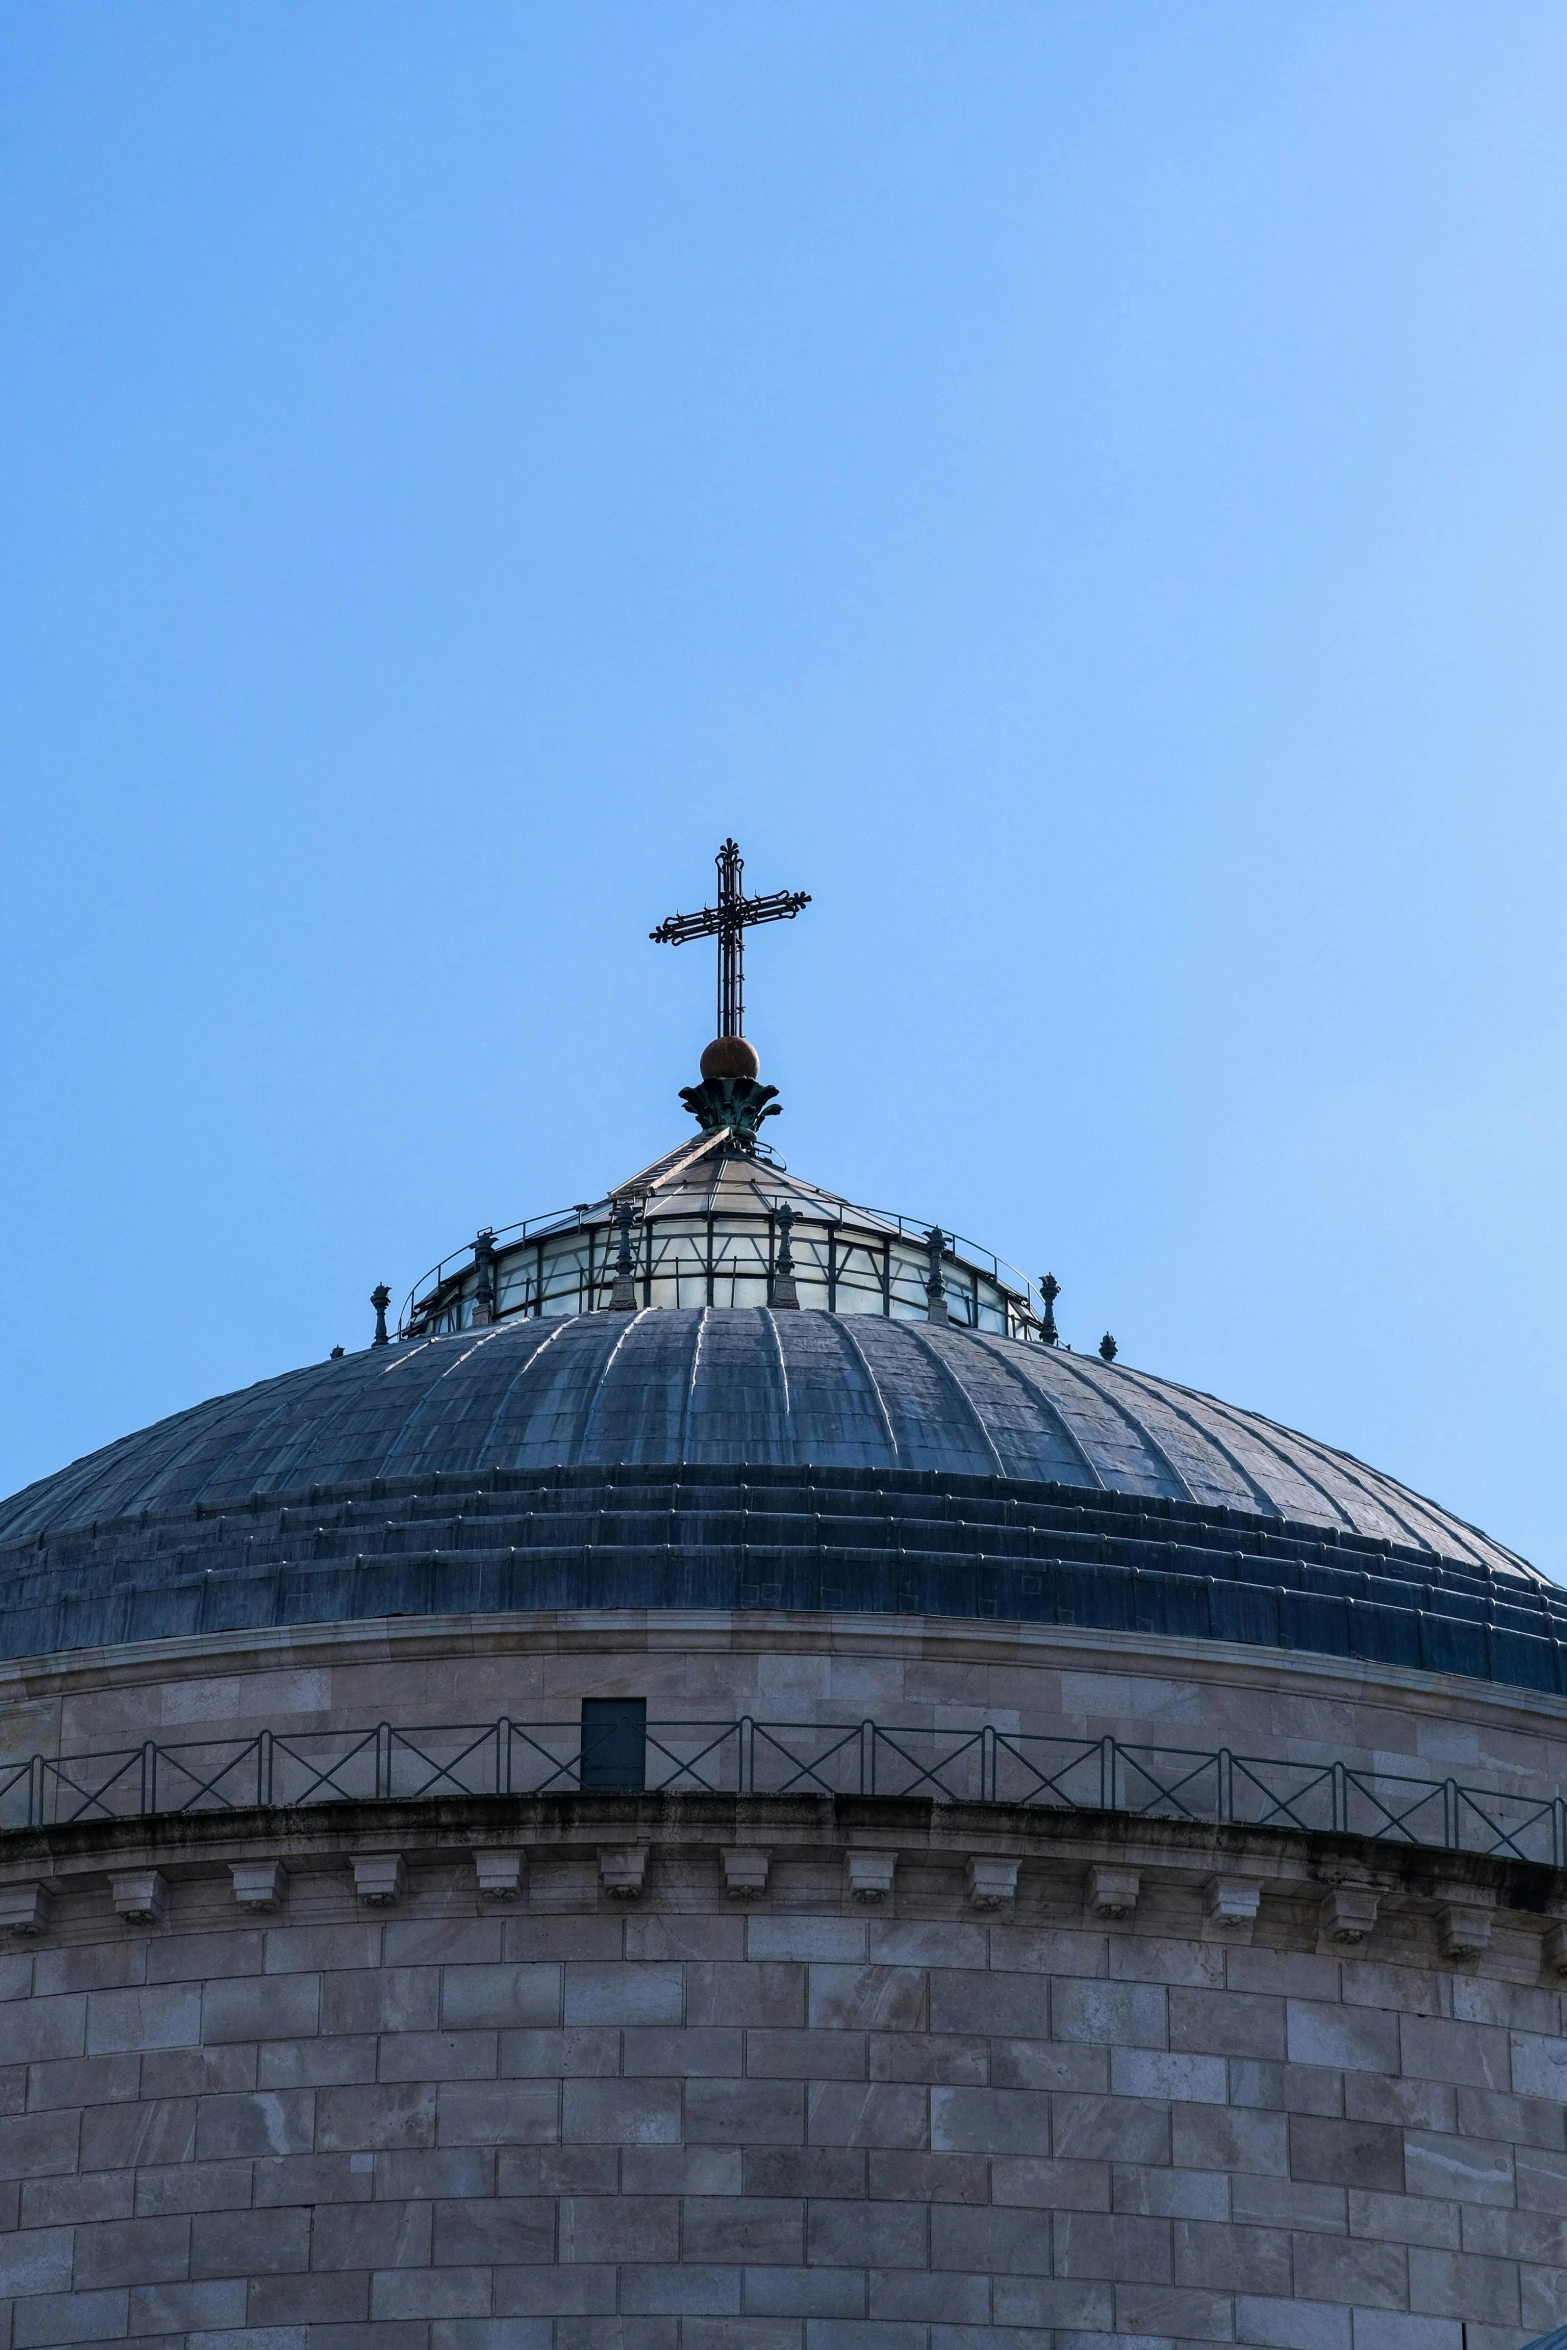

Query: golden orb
[[699, 1035, 760, 1081]]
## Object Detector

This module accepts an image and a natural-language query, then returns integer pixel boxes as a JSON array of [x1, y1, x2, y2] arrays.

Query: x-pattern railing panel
[[3, 1718, 1563, 1866]]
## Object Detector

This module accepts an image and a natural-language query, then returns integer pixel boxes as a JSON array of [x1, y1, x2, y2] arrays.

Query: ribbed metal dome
[[0, 1308, 1525, 1568]]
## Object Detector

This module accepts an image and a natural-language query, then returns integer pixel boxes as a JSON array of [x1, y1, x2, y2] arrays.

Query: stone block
[[1055, 2212, 1173, 2283], [1087, 1867, 1140, 1921], [128, 2279, 248, 2335], [1319, 1889, 1378, 1948], [873, 2271, 991, 2321], [1509, 2030, 1567, 2101], [1518, 2144, 1567, 2213], [628, 1914, 747, 1963], [868, 2151, 987, 2205], [966, 1857, 1019, 1911], [722, 1850, 772, 1898], [81, 2096, 196, 2171], [686, 2076, 805, 2144], [500, 2028, 620, 2077], [1204, 1878, 1262, 1938], [323, 1966, 441, 2034], [260, 2032, 378, 2087], [437, 2081, 559, 2146], [1117, 2283, 1235, 2340], [73, 2213, 192, 2289], [599, 1848, 649, 1900], [1172, 2109, 1287, 2187], [745, 2147, 867, 2200], [253, 2151, 376, 2206], [928, 1971, 1050, 2038], [264, 1924, 382, 1973], [742, 2265, 863, 2314], [801, 2081, 921, 2149], [684, 2198, 805, 2264], [562, 1963, 682, 2026], [811, 1967, 926, 2034], [1344, 2077, 1455, 2132], [748, 1919, 866, 1963], [1052, 2094, 1170, 2164], [374, 2149, 497, 2201], [1403, 2131, 1514, 2206], [806, 2325, 926, 2350], [202, 1972, 319, 2044], [190, 2203, 310, 2277], [22, 2171, 135, 2227], [1290, 2115, 1403, 2192], [1399, 2016, 1508, 2089], [87, 1982, 201, 2053], [316, 2083, 436, 2153], [688, 1962, 805, 2027], [490, 2265, 617, 2315], [371, 2265, 494, 2319], [563, 2078, 681, 2144], [350, 1851, 407, 1906], [26, 2049, 140, 2110], [845, 1853, 898, 1904], [437, 1963, 562, 2031], [624, 2027, 743, 2077], [752, 2029, 867, 2081], [1114, 2164, 1229, 2220], [930, 2087, 1051, 2154], [1293, 2235, 1407, 2309], [1169, 1988, 1285, 2061], [1350, 2318, 1461, 2350], [312, 2201, 434, 2271], [1236, 2296, 1351, 2350], [989, 2277, 1114, 2329], [1110, 2049, 1227, 2103], [432, 2195, 558, 2267], [1346, 2192, 1459, 2250], [0, 2228, 73, 2297], [499, 2147, 618, 2198], [621, 2264, 744, 2314], [1543, 1923, 1567, 1979], [1229, 2059, 1344, 2115], [990, 2039, 1108, 2093], [556, 2194, 681, 2264], [1460, 2207, 1567, 2265], [1454, 2085, 1567, 2150], [1055, 1979, 1169, 2049], [249, 2268, 372, 2323], [809, 2198, 928, 2268], [871, 2033, 988, 2085], [4, 1994, 85, 2063], [388, 1919, 507, 1968], [109, 1869, 167, 1924], [231, 1860, 286, 1911], [474, 1851, 525, 1903], [1175, 2220, 1292, 2294], [11, 2287, 128, 2345], [0, 1883, 51, 1937], [194, 2087, 316, 2159], [628, 2146, 743, 2195], [1231, 2174, 1346, 2233], [1286, 1999, 1399, 2074], [379, 2029, 499, 2082], [1435, 1905, 1491, 1962], [991, 2158, 1111, 2211], [133, 2156, 253, 2215], [557, 2320, 677, 2350], [684, 2324, 800, 2350]]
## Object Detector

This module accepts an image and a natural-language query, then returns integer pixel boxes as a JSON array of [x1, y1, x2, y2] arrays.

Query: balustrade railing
[[1, 1720, 1562, 1866]]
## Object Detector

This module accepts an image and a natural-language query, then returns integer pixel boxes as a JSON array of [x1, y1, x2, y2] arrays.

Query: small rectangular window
[[580, 1698, 647, 1791]]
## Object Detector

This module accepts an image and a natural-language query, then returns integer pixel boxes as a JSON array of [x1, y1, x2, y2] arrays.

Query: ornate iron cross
[[650, 838, 810, 1039]]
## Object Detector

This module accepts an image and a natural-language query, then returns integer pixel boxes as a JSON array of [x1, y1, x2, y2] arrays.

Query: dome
[[2, 1297, 1558, 1688]]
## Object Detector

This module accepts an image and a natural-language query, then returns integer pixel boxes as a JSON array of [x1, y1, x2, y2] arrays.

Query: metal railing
[[1, 1719, 1563, 1866]]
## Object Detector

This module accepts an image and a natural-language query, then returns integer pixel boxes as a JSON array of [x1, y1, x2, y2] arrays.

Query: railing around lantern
[[0, 1719, 1563, 1867]]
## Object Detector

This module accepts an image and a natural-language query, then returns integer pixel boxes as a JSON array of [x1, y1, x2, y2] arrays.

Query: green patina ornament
[[678, 1074, 781, 1145]]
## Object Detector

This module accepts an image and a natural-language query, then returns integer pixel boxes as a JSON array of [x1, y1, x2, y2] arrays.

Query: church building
[[0, 843, 1562, 2350]]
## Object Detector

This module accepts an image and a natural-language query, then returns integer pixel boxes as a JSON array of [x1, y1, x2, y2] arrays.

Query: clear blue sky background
[[3, 6, 1565, 1571]]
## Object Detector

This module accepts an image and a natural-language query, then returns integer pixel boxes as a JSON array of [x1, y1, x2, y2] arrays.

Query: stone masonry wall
[[0, 1813, 1564, 2350]]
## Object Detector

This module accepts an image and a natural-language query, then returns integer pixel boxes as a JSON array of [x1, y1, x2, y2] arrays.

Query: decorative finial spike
[[926, 1228, 949, 1325], [471, 1231, 497, 1327], [609, 1198, 640, 1310], [370, 1285, 391, 1347], [772, 1201, 800, 1309], [1099, 1332, 1118, 1362], [1038, 1273, 1060, 1348]]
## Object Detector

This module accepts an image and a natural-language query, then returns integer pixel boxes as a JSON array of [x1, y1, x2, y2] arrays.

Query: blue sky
[[3, 5, 1566, 1570]]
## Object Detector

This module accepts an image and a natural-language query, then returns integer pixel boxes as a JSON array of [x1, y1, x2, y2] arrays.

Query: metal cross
[[650, 838, 810, 1038]]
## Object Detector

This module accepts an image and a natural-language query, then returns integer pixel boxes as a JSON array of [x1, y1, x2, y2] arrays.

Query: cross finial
[[651, 838, 810, 1081]]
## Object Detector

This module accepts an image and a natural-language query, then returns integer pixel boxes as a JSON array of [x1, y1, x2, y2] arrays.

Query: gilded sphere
[[699, 1035, 760, 1081]]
